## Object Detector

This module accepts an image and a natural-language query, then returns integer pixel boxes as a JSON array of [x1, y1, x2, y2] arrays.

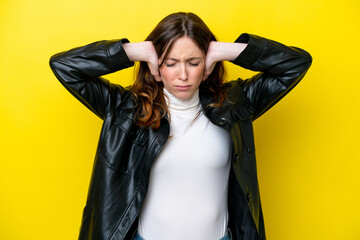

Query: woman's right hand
[[123, 41, 161, 82]]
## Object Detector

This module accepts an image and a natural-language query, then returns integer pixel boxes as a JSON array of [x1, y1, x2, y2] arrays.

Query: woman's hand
[[203, 41, 248, 80], [203, 41, 217, 80], [123, 41, 161, 82]]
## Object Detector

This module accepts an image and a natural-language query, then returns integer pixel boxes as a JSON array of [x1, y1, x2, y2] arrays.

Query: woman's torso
[[137, 89, 232, 240]]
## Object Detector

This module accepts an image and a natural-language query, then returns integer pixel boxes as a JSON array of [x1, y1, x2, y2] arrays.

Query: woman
[[50, 12, 312, 240]]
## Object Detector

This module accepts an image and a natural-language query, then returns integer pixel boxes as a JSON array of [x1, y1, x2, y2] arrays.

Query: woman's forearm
[[123, 41, 156, 62], [49, 39, 135, 119], [208, 42, 248, 62], [123, 41, 161, 82], [203, 41, 248, 79]]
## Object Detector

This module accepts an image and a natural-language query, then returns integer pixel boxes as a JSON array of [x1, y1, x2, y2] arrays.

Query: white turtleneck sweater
[[137, 88, 232, 240]]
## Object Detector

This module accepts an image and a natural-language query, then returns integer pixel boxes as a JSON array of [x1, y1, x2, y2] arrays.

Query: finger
[[150, 70, 162, 82], [150, 70, 161, 82], [147, 62, 161, 81], [154, 74, 162, 82], [203, 66, 212, 81], [203, 71, 208, 81], [203, 62, 209, 81]]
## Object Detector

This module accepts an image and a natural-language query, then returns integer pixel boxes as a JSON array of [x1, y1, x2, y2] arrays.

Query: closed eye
[[189, 63, 200, 66]]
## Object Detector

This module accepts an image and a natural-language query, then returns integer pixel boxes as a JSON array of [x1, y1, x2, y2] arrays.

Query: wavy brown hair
[[131, 12, 227, 129]]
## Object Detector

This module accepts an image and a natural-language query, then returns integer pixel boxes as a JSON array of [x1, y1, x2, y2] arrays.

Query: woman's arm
[[122, 42, 161, 82], [50, 39, 135, 119], [206, 33, 312, 121], [203, 41, 248, 80]]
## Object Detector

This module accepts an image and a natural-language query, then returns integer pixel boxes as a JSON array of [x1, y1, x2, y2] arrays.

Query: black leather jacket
[[50, 33, 312, 240]]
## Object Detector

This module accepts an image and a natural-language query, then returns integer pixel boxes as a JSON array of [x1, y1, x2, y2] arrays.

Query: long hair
[[131, 12, 227, 129]]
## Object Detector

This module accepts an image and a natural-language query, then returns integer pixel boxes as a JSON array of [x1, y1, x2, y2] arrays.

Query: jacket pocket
[[122, 127, 148, 174], [98, 114, 148, 174]]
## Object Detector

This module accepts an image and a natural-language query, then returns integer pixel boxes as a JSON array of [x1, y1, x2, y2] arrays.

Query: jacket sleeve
[[49, 38, 134, 120], [231, 33, 312, 121]]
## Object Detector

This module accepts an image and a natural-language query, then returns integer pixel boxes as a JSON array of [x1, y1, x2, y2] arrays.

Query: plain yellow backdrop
[[1, 0, 359, 239]]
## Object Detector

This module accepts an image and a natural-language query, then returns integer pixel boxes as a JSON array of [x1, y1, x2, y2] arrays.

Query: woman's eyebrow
[[165, 57, 203, 61]]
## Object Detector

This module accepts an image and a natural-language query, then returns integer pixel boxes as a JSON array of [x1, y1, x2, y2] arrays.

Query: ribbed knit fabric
[[137, 88, 232, 240]]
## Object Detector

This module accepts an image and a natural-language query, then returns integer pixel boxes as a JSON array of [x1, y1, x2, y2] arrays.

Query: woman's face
[[159, 36, 205, 100]]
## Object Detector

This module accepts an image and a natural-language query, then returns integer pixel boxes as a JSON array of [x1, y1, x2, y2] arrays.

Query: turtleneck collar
[[163, 88, 201, 115]]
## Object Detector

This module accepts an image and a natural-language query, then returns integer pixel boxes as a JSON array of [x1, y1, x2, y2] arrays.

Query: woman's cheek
[[194, 66, 205, 80], [160, 68, 174, 82]]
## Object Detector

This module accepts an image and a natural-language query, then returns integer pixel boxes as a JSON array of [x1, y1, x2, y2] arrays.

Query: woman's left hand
[[203, 41, 248, 80], [203, 41, 217, 81]]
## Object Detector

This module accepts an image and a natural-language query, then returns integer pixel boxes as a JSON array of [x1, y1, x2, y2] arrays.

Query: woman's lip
[[175, 85, 191, 90]]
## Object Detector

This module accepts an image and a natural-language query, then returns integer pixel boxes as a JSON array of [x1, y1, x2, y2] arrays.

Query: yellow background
[[1, 0, 359, 239]]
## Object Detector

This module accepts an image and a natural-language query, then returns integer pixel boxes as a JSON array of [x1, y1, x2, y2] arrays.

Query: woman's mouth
[[175, 85, 191, 91]]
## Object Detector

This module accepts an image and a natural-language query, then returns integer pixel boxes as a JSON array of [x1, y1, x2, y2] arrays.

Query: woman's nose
[[178, 64, 188, 81]]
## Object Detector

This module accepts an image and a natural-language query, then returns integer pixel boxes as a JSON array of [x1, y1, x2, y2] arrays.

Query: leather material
[[50, 33, 312, 240]]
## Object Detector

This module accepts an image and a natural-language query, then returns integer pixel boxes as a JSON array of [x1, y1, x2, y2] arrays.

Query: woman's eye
[[165, 63, 175, 67], [189, 63, 200, 66]]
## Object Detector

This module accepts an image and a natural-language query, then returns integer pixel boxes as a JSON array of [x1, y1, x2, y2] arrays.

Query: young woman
[[50, 12, 312, 240]]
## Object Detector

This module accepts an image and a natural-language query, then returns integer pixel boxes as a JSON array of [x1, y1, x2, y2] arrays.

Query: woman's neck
[[163, 88, 200, 115]]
